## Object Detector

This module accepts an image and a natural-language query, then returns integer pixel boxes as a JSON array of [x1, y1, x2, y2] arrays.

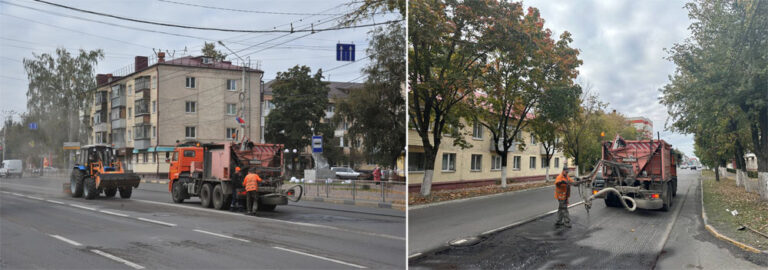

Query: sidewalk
[[409, 179, 551, 206]]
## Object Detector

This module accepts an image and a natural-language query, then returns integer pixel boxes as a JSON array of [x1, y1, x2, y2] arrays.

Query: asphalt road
[[0, 175, 405, 269], [410, 170, 768, 269]]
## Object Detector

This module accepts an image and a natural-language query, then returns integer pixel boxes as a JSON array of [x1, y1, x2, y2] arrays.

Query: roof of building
[[96, 55, 262, 87], [263, 80, 363, 99]]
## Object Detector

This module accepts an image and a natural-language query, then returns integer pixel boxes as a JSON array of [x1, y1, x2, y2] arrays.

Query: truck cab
[[168, 146, 204, 183]]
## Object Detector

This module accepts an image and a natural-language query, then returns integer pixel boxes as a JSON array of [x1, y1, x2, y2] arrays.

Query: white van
[[1, 160, 23, 178]]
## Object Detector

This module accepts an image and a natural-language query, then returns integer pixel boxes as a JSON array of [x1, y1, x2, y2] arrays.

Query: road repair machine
[[69, 144, 141, 200], [580, 134, 679, 212]]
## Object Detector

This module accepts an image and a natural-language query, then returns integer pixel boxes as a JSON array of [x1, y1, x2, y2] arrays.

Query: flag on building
[[236, 117, 245, 124]]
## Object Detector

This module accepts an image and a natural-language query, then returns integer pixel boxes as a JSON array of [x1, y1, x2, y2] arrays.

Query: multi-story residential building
[[627, 116, 653, 140], [262, 80, 370, 169], [89, 54, 263, 178], [408, 121, 569, 192]]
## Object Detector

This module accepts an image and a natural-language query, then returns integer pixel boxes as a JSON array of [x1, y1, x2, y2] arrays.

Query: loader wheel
[[212, 184, 230, 210], [200, 183, 213, 208], [104, 187, 117, 198], [172, 181, 186, 203], [257, 204, 276, 212], [70, 170, 84, 198], [83, 177, 98, 200], [118, 187, 132, 199]]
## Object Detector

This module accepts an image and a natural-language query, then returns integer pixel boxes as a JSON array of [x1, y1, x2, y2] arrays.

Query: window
[[327, 104, 335, 113], [226, 128, 237, 140], [152, 126, 156, 138], [542, 157, 549, 168], [226, 103, 237, 115], [471, 154, 482, 171], [555, 157, 560, 168], [186, 77, 196, 88], [339, 136, 345, 147], [492, 155, 502, 170], [202, 57, 213, 64], [442, 153, 456, 171], [531, 134, 537, 145], [530, 156, 536, 169], [472, 121, 483, 139], [186, 101, 196, 113], [183, 150, 195, 157], [151, 76, 156, 89], [128, 108, 132, 117], [152, 101, 156, 113], [185, 126, 196, 138], [227, 79, 237, 91], [142, 152, 148, 163], [513, 156, 521, 170], [128, 85, 132, 95], [342, 120, 349, 130], [127, 130, 132, 141], [408, 152, 426, 172]]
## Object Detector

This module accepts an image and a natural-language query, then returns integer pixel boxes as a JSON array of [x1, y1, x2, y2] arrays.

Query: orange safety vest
[[243, 173, 262, 192], [554, 172, 573, 200]]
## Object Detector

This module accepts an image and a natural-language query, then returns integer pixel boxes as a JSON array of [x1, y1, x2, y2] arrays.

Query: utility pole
[[218, 41, 249, 150]]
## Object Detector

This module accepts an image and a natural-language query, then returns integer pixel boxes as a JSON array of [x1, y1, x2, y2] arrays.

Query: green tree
[[409, 0, 500, 195], [560, 88, 604, 175], [342, 0, 405, 25], [335, 22, 405, 168], [530, 85, 581, 182], [202, 42, 227, 61], [265, 65, 329, 152], [22, 48, 103, 166]]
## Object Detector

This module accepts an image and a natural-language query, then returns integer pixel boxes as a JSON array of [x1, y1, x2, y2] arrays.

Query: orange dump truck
[[589, 135, 678, 211], [167, 140, 301, 211]]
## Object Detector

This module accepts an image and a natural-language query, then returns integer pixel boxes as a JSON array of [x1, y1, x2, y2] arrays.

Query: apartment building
[[627, 116, 653, 140], [89, 54, 263, 178], [408, 120, 568, 192]]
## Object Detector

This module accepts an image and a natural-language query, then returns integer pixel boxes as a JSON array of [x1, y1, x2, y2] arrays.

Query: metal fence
[[293, 179, 406, 205]]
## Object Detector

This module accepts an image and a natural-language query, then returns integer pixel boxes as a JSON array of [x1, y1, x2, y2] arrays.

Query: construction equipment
[[167, 140, 302, 211], [70, 145, 140, 200], [583, 134, 678, 212]]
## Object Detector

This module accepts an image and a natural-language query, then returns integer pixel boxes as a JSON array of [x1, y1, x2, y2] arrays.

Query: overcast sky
[[526, 0, 696, 158], [0, 0, 396, 126]]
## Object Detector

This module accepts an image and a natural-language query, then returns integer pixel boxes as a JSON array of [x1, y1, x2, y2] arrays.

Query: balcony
[[135, 77, 150, 91], [94, 122, 109, 133], [133, 124, 151, 150], [111, 118, 126, 129], [134, 99, 149, 116], [111, 95, 126, 107], [490, 139, 517, 152], [94, 92, 108, 105], [134, 139, 151, 150], [111, 129, 126, 149]]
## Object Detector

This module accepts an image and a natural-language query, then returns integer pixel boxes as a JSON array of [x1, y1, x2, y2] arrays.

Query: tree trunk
[[545, 166, 550, 182], [758, 156, 768, 200], [714, 166, 720, 182], [500, 153, 508, 188], [420, 147, 437, 196]]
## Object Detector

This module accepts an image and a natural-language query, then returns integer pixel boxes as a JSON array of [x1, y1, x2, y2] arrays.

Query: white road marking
[[100, 210, 129, 217], [26, 195, 44, 200], [69, 204, 97, 211], [408, 253, 422, 259], [134, 199, 405, 241], [49, 234, 82, 246], [46, 199, 65, 205], [453, 239, 467, 244], [273, 246, 366, 269], [137, 217, 176, 227], [193, 229, 250, 242], [90, 249, 145, 269], [11, 192, 23, 196]]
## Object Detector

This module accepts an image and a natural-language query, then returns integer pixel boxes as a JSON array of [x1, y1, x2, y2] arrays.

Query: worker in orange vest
[[242, 167, 262, 215], [555, 167, 583, 228]]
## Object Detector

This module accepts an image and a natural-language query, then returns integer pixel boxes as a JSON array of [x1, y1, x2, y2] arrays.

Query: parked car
[[43, 166, 58, 173], [331, 167, 361, 179]]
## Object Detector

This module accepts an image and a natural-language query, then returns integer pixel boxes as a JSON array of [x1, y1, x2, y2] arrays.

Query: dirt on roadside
[[409, 181, 551, 206], [702, 170, 768, 250]]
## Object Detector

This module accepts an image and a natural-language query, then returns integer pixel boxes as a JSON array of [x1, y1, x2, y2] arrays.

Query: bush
[[726, 168, 736, 174], [747, 171, 758, 178]]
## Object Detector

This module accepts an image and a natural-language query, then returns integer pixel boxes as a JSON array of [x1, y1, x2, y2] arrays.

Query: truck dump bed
[[602, 138, 676, 182]]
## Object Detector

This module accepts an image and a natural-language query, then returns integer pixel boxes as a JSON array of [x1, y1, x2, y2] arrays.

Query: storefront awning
[[133, 146, 175, 153]]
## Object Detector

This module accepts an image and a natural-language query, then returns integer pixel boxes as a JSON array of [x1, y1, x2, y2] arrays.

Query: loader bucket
[[98, 173, 141, 189]]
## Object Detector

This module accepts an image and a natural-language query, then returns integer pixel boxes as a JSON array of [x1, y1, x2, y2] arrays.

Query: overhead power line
[[157, 0, 346, 16], [32, 0, 402, 33]]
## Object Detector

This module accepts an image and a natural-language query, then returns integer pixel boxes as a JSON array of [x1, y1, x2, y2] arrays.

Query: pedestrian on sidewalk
[[554, 167, 585, 228], [373, 165, 382, 184], [242, 167, 262, 215]]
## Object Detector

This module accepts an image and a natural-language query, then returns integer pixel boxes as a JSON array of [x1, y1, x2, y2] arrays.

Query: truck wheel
[[172, 181, 186, 203], [70, 170, 84, 198], [257, 204, 276, 211], [212, 184, 231, 210], [83, 177, 98, 200], [660, 183, 671, 212], [119, 187, 132, 199], [200, 183, 213, 208], [104, 187, 117, 198], [672, 178, 678, 197], [605, 193, 619, 207]]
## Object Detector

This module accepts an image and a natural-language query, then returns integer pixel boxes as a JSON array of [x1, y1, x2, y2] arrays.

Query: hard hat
[[235, 166, 241, 172]]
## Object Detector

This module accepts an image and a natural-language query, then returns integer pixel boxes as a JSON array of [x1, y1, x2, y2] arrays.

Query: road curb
[[305, 196, 404, 211], [409, 183, 552, 210], [408, 200, 584, 260], [699, 175, 767, 254]]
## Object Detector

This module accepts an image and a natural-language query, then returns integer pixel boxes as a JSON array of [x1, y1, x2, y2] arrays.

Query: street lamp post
[[218, 41, 250, 150]]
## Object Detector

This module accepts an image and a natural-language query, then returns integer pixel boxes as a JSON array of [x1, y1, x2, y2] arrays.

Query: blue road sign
[[29, 122, 38, 130], [312, 135, 323, 153], [336, 43, 355, 62]]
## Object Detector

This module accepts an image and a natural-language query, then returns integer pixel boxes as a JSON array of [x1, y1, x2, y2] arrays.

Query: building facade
[[408, 120, 568, 192], [89, 54, 263, 178], [627, 116, 653, 140]]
